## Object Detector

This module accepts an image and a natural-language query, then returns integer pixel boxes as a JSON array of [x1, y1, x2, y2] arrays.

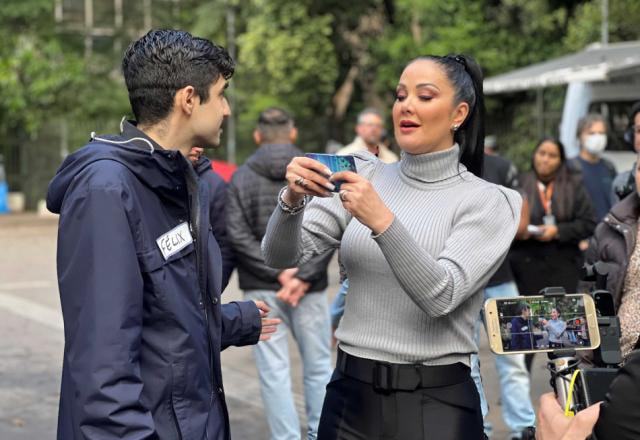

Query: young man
[[226, 108, 334, 440], [46, 30, 279, 439]]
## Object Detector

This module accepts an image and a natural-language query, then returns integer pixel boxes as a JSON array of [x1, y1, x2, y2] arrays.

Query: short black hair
[[256, 107, 294, 143], [516, 303, 530, 315], [122, 29, 235, 126]]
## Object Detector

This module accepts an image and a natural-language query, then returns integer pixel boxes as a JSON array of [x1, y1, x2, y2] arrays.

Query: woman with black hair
[[262, 54, 521, 439], [510, 138, 596, 298]]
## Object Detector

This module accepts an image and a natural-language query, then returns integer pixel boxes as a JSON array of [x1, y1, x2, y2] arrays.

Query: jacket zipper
[[184, 162, 217, 396]]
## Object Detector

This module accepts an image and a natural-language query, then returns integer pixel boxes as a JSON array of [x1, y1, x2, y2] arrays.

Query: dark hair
[[516, 303, 530, 315], [531, 136, 566, 172], [409, 54, 485, 177], [256, 107, 294, 143], [527, 136, 575, 221], [552, 307, 561, 316], [122, 29, 235, 126]]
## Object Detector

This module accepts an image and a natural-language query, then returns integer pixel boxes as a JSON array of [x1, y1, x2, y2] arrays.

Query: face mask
[[583, 134, 607, 155]]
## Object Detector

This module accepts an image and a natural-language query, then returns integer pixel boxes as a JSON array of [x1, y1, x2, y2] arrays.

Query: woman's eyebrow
[[416, 83, 440, 91]]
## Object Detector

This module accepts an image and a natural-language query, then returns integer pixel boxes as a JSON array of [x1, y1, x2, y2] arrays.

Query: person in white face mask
[[568, 113, 617, 221]]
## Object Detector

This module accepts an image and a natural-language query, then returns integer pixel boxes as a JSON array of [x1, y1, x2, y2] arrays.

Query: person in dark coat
[[226, 108, 334, 440], [510, 137, 597, 296], [46, 30, 279, 440], [509, 303, 534, 351], [586, 158, 640, 362], [189, 146, 235, 287]]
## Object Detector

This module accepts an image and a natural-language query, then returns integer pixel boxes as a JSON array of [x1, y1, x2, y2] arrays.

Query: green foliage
[[3, 0, 640, 207]]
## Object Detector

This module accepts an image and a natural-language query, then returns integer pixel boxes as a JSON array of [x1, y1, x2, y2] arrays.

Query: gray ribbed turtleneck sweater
[[262, 145, 522, 366]]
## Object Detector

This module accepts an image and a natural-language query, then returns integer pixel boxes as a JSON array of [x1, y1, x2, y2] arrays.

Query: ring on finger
[[295, 176, 305, 187], [339, 189, 348, 202]]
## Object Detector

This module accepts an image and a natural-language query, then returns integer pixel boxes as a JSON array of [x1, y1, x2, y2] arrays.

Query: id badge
[[543, 215, 556, 226]]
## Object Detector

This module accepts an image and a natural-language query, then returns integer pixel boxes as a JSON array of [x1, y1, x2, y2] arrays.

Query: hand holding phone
[[304, 153, 357, 192]]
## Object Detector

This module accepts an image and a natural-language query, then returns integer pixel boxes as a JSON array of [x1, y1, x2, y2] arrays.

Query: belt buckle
[[373, 362, 393, 393]]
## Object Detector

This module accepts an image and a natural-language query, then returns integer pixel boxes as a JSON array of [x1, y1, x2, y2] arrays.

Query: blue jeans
[[470, 282, 536, 439], [329, 279, 349, 329], [245, 290, 332, 440]]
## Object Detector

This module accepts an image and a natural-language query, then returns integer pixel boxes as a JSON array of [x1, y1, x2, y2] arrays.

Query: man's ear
[[175, 86, 198, 116], [253, 130, 262, 145], [289, 127, 298, 143]]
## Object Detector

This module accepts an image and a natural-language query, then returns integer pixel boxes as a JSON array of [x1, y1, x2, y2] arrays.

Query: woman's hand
[[331, 171, 394, 235], [536, 224, 559, 242], [283, 157, 334, 206]]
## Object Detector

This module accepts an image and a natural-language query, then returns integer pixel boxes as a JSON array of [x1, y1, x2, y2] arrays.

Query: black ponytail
[[411, 54, 485, 177]]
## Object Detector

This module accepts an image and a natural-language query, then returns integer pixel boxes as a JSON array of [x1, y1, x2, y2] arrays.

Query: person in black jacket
[[509, 137, 596, 371], [509, 137, 596, 296], [189, 146, 235, 287], [46, 30, 279, 440], [226, 107, 334, 440]]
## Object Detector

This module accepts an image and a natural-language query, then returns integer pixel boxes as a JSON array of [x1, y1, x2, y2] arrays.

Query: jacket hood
[[245, 143, 302, 180], [47, 121, 189, 214]]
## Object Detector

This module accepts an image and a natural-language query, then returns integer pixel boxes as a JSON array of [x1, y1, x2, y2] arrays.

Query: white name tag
[[156, 222, 193, 260]]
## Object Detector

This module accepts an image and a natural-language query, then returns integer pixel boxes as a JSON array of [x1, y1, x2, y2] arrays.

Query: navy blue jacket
[[47, 122, 261, 440], [195, 157, 235, 288]]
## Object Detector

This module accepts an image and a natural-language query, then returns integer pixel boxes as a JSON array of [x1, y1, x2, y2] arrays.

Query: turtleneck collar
[[399, 144, 466, 185]]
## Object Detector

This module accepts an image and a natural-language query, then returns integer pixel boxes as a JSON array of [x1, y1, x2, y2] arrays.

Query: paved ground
[[0, 213, 550, 439]]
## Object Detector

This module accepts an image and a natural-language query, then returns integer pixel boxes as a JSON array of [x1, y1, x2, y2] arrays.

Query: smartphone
[[484, 293, 600, 355], [304, 153, 357, 192]]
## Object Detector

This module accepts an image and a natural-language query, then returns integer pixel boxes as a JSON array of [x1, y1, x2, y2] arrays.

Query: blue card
[[304, 153, 357, 192]]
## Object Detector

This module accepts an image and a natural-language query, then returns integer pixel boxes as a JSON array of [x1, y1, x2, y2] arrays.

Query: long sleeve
[[220, 301, 261, 350], [262, 192, 349, 269], [372, 187, 521, 318], [57, 184, 156, 439], [594, 350, 640, 440], [556, 183, 597, 243]]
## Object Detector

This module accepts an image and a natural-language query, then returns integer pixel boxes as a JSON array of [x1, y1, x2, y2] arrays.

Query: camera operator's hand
[[537, 393, 601, 440]]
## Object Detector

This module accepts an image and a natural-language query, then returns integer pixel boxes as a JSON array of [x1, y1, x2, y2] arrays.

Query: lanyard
[[537, 181, 554, 215]]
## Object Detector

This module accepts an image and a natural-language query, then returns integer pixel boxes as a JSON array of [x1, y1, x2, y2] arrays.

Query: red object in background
[[211, 160, 237, 183], [575, 319, 581, 325]]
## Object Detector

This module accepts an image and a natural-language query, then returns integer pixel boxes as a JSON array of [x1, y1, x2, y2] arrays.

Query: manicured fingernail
[[325, 182, 335, 191], [324, 168, 332, 176]]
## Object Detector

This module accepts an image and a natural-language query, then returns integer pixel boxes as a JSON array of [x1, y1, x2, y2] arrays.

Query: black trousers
[[317, 360, 486, 440]]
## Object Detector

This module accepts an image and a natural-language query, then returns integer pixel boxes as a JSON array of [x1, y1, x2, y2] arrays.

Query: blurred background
[[2, 0, 640, 212]]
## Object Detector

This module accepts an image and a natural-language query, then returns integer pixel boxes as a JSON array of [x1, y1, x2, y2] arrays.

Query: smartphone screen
[[304, 153, 357, 192], [485, 294, 599, 354]]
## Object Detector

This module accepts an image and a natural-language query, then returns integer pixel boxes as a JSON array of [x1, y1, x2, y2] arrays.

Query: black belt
[[337, 348, 470, 392]]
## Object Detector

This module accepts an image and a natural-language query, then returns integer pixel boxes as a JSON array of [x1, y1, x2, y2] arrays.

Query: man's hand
[[253, 300, 281, 341], [537, 392, 601, 440], [276, 277, 310, 307], [278, 268, 298, 286]]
